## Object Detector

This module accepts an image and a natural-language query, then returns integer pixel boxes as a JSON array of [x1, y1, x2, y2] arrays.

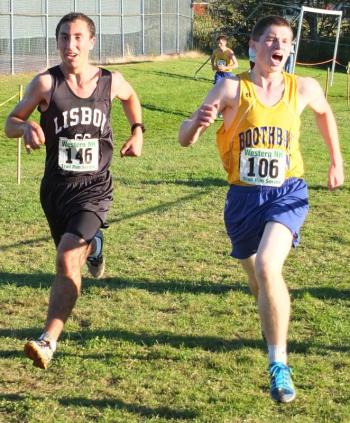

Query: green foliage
[[193, 14, 220, 53], [0, 58, 349, 422], [195, 0, 350, 60]]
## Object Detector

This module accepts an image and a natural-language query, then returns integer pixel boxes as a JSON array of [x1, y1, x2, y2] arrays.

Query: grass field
[[0, 56, 349, 423]]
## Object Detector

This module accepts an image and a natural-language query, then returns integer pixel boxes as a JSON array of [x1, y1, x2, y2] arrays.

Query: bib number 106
[[240, 148, 286, 187], [247, 157, 279, 179]]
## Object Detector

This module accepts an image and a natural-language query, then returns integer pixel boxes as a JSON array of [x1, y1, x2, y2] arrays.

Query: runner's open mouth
[[272, 53, 283, 62]]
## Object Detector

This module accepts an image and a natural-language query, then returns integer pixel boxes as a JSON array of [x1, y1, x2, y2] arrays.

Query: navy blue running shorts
[[214, 71, 233, 84], [224, 178, 309, 259]]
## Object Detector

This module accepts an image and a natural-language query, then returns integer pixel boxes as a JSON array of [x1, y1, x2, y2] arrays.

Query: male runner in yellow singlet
[[211, 35, 238, 84], [179, 15, 344, 403]]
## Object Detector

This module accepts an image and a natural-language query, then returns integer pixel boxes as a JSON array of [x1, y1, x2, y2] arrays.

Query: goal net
[[293, 6, 343, 85]]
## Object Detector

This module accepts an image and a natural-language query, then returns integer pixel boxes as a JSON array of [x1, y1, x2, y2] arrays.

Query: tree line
[[193, 0, 350, 66]]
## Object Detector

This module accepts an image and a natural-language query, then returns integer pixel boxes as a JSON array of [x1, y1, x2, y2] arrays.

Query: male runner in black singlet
[[5, 12, 145, 369]]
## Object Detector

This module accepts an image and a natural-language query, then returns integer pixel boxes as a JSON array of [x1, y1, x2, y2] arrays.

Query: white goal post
[[292, 5, 343, 86]]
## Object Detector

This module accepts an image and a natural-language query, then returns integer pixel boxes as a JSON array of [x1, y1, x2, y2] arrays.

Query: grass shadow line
[[0, 272, 52, 288], [107, 188, 213, 225], [86, 278, 249, 295], [142, 102, 191, 118], [308, 184, 350, 193], [0, 327, 265, 352], [291, 286, 350, 300], [0, 271, 247, 295], [0, 350, 24, 359], [141, 177, 227, 188], [0, 393, 25, 401], [143, 69, 212, 82], [59, 397, 198, 420], [1, 328, 348, 354], [0, 236, 50, 252]]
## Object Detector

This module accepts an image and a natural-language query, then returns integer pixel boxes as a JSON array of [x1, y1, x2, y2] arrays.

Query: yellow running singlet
[[216, 71, 304, 186], [213, 48, 233, 72]]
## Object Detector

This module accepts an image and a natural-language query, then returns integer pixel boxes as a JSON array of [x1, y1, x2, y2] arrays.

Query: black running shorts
[[40, 171, 113, 246]]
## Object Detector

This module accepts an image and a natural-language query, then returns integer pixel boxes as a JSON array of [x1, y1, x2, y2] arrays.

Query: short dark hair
[[216, 35, 228, 42], [55, 12, 96, 40], [251, 15, 292, 41]]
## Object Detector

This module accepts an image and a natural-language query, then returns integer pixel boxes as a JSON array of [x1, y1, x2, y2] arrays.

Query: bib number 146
[[58, 137, 99, 172]]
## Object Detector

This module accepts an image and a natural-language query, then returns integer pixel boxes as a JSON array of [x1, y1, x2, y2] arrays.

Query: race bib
[[240, 148, 286, 187], [58, 137, 99, 172]]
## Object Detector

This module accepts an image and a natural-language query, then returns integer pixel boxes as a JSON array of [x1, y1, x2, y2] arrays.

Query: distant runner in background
[[248, 39, 256, 70], [285, 39, 296, 73], [211, 35, 238, 84]]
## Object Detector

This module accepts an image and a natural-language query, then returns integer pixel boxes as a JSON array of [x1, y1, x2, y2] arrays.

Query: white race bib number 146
[[240, 148, 286, 187], [58, 137, 99, 172]]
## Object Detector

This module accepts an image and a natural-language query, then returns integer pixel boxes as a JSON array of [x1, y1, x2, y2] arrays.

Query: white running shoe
[[24, 338, 56, 369], [87, 230, 105, 279]]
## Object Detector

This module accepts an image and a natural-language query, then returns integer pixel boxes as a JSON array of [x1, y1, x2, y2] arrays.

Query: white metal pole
[[160, 0, 163, 55], [190, 0, 194, 50], [294, 6, 343, 83], [10, 0, 14, 75], [17, 85, 23, 184], [99, 0, 102, 63], [142, 0, 145, 55], [121, 0, 124, 57], [46, 0, 49, 69], [331, 13, 342, 86], [176, 0, 180, 54], [292, 7, 304, 74]]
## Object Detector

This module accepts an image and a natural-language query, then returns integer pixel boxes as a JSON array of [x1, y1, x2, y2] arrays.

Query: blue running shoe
[[269, 362, 296, 403]]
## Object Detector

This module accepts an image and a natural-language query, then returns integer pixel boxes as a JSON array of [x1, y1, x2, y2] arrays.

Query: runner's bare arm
[[178, 77, 239, 147], [226, 50, 238, 71], [211, 52, 217, 71], [5, 72, 51, 152], [111, 72, 143, 157], [298, 76, 344, 190]]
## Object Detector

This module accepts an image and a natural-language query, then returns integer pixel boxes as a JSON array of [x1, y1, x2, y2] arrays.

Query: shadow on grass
[[0, 350, 24, 358], [142, 102, 191, 118], [59, 397, 198, 420], [0, 272, 247, 295], [291, 286, 350, 300], [1, 327, 349, 354], [0, 236, 51, 252], [142, 69, 212, 83], [308, 184, 350, 192], [2, 271, 349, 302], [0, 393, 198, 420], [105, 189, 214, 225], [141, 177, 227, 187], [0, 188, 213, 253], [0, 393, 25, 401], [0, 327, 264, 352], [0, 272, 53, 288], [90, 278, 248, 295]]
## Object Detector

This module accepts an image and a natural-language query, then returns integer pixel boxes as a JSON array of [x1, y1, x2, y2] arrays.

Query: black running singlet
[[40, 66, 113, 179]]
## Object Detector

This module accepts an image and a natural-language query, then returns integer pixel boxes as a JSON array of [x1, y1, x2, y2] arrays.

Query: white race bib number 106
[[240, 148, 286, 187], [58, 137, 99, 172]]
